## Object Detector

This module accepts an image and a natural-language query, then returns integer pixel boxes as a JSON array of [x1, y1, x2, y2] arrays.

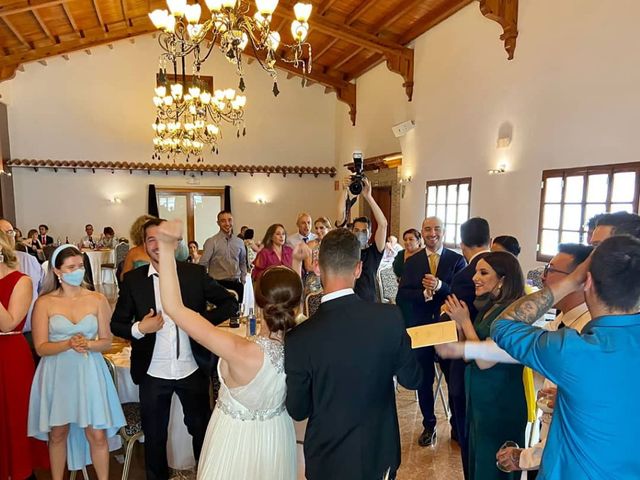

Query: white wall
[[336, 0, 640, 270], [11, 167, 335, 244], [0, 34, 339, 240]]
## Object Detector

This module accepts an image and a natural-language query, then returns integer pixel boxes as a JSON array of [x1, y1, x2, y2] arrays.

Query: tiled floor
[[35, 284, 464, 479]]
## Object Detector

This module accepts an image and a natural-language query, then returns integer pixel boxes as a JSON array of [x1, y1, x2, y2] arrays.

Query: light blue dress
[[28, 314, 125, 471]]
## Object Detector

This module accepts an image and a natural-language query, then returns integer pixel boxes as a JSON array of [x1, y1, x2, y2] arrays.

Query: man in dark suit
[[38, 224, 54, 246], [396, 216, 466, 447], [444, 217, 491, 478], [285, 229, 422, 480], [111, 218, 237, 480]]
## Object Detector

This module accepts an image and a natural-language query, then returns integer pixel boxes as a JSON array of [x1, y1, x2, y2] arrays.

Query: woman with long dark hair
[[443, 252, 527, 480], [28, 244, 124, 480], [156, 219, 303, 479], [252, 224, 303, 281]]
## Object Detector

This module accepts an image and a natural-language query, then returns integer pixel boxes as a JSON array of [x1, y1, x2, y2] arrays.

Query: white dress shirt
[[288, 231, 317, 248], [321, 288, 354, 303], [131, 264, 198, 380]]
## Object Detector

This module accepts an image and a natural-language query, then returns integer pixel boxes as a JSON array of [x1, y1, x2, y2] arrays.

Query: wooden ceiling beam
[[398, 0, 473, 44], [479, 0, 518, 59], [62, 2, 82, 38], [1, 16, 32, 49], [346, 0, 378, 24], [0, 0, 65, 17], [92, 0, 108, 33], [32, 9, 57, 43], [120, 0, 132, 27], [313, 38, 337, 62], [317, 0, 340, 16]]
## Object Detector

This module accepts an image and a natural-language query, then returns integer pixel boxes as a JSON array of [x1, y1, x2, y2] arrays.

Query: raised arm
[[362, 178, 387, 253], [0, 276, 32, 332], [156, 220, 247, 362]]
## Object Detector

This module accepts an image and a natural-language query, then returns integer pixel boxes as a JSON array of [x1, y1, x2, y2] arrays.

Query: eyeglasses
[[543, 264, 570, 276], [3, 230, 16, 237]]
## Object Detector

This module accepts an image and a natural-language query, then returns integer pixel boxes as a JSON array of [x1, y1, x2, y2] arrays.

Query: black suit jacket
[[396, 248, 466, 328], [285, 294, 422, 480], [40, 235, 54, 246], [110, 262, 238, 384]]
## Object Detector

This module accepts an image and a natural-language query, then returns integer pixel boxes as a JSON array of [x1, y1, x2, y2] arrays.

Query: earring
[[0, 252, 4, 263]]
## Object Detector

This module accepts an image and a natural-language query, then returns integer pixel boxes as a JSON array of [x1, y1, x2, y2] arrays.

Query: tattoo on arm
[[501, 288, 555, 325]]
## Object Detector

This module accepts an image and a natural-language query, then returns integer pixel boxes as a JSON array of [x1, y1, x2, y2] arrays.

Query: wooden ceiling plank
[[0, 0, 65, 17], [346, 0, 378, 25], [345, 53, 381, 81], [368, 0, 425, 34], [317, 0, 340, 16], [1, 17, 32, 49], [313, 38, 337, 62], [399, 0, 474, 44], [31, 9, 57, 43], [332, 45, 363, 70], [92, 0, 108, 33]]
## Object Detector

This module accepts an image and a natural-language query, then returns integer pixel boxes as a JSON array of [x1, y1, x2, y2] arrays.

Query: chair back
[[103, 355, 118, 392], [304, 291, 322, 317], [377, 267, 398, 304], [115, 242, 130, 267]]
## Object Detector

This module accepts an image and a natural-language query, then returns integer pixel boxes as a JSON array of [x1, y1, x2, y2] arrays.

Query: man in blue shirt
[[491, 234, 640, 479]]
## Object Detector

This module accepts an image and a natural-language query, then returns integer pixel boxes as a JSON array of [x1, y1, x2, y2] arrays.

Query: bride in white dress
[[156, 220, 303, 480]]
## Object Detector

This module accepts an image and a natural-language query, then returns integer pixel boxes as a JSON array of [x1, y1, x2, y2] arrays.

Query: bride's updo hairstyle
[[254, 266, 303, 336]]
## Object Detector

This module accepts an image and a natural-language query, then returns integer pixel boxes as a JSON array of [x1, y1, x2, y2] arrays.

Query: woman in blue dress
[[28, 244, 124, 480]]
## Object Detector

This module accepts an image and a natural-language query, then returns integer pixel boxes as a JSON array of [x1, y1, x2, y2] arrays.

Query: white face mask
[[355, 231, 369, 249]]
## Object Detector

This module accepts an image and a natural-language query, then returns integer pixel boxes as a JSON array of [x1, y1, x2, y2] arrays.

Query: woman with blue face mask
[[27, 245, 124, 480]]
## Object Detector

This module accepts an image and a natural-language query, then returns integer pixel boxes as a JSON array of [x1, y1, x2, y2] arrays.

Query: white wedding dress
[[197, 336, 297, 480]]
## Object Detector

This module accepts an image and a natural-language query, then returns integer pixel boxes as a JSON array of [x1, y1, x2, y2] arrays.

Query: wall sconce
[[399, 176, 412, 198], [488, 164, 507, 175], [256, 197, 267, 205], [110, 196, 122, 204], [496, 137, 511, 149]]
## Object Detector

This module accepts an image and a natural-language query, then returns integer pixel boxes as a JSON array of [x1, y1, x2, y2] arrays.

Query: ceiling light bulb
[[293, 2, 312, 22], [205, 0, 223, 11], [255, 0, 278, 15], [222, 0, 237, 8], [171, 83, 183, 98], [267, 31, 280, 51], [164, 15, 176, 32], [167, 0, 187, 17], [149, 9, 169, 29], [200, 92, 212, 104], [239, 32, 249, 50], [184, 4, 201, 23], [188, 86, 201, 97], [224, 88, 236, 100], [291, 20, 308, 42], [155, 85, 167, 97]]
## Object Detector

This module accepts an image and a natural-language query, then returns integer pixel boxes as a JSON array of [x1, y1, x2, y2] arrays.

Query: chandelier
[[149, 0, 313, 96], [151, 76, 247, 159]]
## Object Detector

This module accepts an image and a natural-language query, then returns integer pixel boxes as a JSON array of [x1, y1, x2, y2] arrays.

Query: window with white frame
[[537, 162, 640, 260], [425, 178, 472, 248]]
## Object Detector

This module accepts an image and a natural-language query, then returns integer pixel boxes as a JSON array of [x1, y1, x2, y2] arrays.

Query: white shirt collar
[[469, 249, 491, 263], [557, 303, 590, 329], [321, 288, 355, 303], [147, 263, 159, 277], [426, 245, 444, 256]]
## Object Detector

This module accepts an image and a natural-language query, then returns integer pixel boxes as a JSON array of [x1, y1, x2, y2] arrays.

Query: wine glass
[[496, 441, 519, 472]]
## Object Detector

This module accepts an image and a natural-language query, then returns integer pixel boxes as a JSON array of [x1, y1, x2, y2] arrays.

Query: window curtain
[[224, 185, 231, 212], [148, 184, 159, 217]]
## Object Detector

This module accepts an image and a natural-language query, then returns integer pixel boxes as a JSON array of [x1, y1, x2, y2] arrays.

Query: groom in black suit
[[444, 217, 491, 478], [285, 228, 422, 480], [111, 218, 237, 480], [396, 217, 466, 447]]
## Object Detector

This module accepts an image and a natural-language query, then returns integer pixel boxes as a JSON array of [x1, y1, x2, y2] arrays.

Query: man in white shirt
[[438, 243, 593, 474], [288, 212, 317, 248], [111, 217, 237, 480]]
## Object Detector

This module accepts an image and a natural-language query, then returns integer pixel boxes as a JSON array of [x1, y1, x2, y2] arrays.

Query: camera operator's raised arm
[[362, 178, 388, 253]]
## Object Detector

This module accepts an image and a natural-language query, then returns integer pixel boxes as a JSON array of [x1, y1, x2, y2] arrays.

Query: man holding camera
[[337, 176, 388, 303]]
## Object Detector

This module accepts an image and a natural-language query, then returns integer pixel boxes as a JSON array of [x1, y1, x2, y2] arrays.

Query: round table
[[82, 249, 116, 285]]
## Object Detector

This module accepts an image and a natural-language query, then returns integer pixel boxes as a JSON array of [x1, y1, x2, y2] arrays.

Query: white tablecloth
[[242, 273, 254, 313], [82, 249, 116, 285], [106, 348, 196, 470]]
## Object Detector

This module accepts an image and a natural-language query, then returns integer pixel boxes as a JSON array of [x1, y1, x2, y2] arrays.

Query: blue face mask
[[61, 268, 85, 286], [175, 240, 189, 262]]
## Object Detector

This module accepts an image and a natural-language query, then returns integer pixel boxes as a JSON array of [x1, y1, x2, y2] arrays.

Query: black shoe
[[450, 427, 458, 443], [418, 427, 437, 447]]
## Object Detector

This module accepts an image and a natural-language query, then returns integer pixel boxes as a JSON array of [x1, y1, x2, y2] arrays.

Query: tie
[[429, 253, 439, 275], [303, 237, 308, 243]]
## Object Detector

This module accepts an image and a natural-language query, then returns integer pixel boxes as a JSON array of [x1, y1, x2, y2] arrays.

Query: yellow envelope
[[407, 321, 458, 349]]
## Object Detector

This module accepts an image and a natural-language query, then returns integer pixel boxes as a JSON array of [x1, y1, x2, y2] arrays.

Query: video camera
[[348, 151, 366, 195]]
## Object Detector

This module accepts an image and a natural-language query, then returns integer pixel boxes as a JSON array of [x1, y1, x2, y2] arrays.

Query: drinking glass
[[496, 441, 519, 473]]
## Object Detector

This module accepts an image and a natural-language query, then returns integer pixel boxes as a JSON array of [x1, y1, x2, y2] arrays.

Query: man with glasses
[[0, 218, 44, 337]]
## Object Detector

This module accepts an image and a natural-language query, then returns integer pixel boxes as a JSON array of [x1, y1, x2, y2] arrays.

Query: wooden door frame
[[156, 187, 225, 242]]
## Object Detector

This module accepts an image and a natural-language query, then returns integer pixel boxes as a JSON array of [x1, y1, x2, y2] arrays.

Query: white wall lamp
[[256, 197, 268, 205], [488, 164, 507, 175], [399, 176, 412, 198], [110, 196, 123, 204]]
